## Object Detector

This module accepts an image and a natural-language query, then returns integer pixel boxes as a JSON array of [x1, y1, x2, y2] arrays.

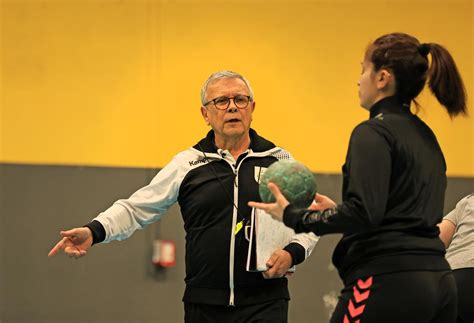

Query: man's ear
[[201, 106, 210, 126], [249, 101, 255, 122]]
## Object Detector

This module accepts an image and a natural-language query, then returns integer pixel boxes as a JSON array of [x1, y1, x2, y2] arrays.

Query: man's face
[[201, 77, 255, 141]]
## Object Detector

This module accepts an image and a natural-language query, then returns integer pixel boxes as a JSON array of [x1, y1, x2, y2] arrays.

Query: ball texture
[[259, 160, 317, 208]]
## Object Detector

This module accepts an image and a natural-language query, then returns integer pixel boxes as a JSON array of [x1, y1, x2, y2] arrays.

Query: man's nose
[[227, 99, 238, 112]]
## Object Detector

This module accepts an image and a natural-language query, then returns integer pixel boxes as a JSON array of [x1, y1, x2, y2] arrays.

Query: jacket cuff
[[283, 204, 307, 233], [84, 220, 106, 245], [283, 242, 305, 267]]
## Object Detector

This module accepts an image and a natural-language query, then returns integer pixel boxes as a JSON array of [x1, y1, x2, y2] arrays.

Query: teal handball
[[259, 160, 317, 208]]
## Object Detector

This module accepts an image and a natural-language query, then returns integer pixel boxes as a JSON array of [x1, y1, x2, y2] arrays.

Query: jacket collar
[[369, 96, 411, 119], [194, 128, 276, 153]]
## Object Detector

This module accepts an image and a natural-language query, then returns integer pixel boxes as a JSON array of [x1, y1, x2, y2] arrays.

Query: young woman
[[250, 33, 468, 323]]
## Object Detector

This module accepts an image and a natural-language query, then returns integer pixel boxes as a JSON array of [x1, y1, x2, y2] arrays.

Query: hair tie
[[418, 43, 430, 57]]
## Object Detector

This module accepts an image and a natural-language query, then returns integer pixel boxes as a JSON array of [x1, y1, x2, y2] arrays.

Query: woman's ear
[[376, 69, 395, 92]]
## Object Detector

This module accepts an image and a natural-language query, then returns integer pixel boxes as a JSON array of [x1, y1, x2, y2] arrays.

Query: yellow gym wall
[[1, 0, 472, 176]]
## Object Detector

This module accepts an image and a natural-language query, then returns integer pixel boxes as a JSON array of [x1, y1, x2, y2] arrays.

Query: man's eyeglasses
[[203, 95, 252, 110]]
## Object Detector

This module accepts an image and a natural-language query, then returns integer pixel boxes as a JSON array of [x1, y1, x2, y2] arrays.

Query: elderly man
[[49, 71, 319, 323]]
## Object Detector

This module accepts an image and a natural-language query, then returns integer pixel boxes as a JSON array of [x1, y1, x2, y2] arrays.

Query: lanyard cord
[[198, 143, 249, 224]]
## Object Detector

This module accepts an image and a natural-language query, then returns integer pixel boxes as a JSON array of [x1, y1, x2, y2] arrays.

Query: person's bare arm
[[438, 219, 456, 248]]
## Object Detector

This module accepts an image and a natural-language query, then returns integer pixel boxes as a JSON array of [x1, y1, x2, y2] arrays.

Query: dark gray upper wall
[[1, 164, 473, 323]]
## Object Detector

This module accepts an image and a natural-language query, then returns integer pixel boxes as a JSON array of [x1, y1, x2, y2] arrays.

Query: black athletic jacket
[[86, 129, 318, 305], [283, 96, 450, 284]]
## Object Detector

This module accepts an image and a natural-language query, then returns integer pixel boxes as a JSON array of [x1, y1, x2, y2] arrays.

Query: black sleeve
[[283, 242, 306, 266], [283, 124, 392, 236], [84, 220, 106, 245]]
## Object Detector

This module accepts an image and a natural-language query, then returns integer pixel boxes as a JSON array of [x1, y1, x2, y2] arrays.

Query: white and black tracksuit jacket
[[86, 129, 319, 306]]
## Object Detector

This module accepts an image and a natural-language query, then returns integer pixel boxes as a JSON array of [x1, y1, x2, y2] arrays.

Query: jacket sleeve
[[284, 123, 392, 236], [284, 232, 319, 266], [89, 156, 182, 243]]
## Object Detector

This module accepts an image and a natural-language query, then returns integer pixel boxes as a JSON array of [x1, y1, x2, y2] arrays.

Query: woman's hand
[[248, 182, 289, 222]]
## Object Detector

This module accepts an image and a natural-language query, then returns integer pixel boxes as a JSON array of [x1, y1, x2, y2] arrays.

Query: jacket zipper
[[222, 151, 251, 306]]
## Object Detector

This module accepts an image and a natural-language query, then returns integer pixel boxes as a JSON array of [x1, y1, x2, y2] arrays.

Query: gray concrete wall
[[1, 164, 472, 323]]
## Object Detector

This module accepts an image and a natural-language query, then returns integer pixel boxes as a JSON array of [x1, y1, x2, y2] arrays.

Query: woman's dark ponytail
[[426, 43, 467, 117]]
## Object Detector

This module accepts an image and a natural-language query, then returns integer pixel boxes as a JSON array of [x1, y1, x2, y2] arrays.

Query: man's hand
[[248, 182, 289, 222], [262, 249, 293, 279], [48, 227, 93, 259]]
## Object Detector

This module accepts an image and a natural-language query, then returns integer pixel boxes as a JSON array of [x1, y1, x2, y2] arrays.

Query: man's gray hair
[[200, 70, 254, 106]]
